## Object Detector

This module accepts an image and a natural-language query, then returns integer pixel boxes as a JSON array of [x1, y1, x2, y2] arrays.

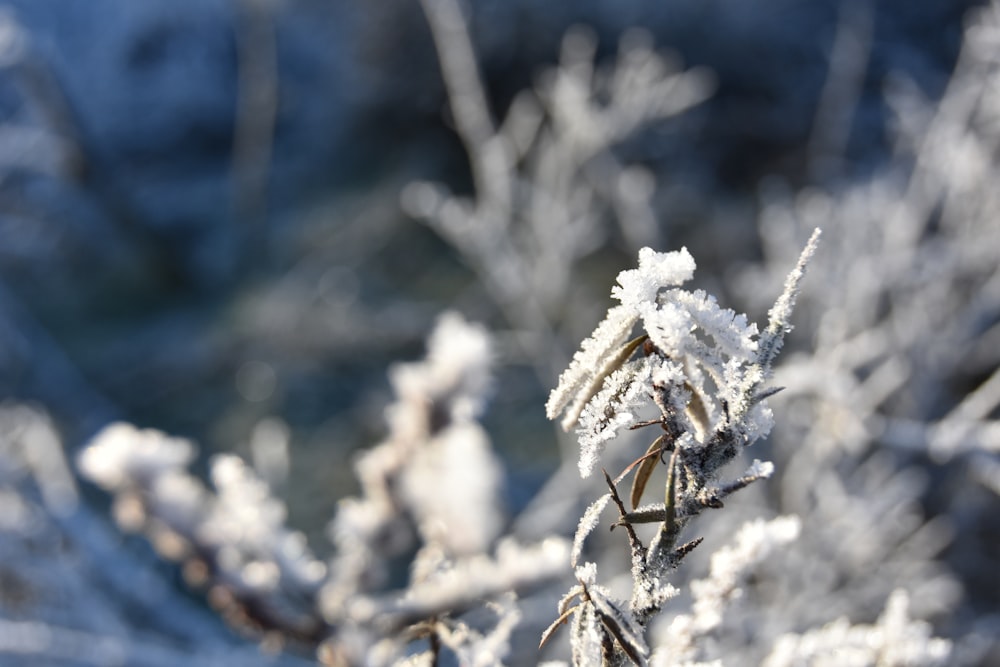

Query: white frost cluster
[[202, 455, 327, 594], [320, 312, 569, 665], [77, 422, 195, 490], [335, 311, 504, 563], [324, 313, 504, 614], [400, 421, 504, 554], [549, 238, 815, 481], [653, 516, 801, 665], [762, 590, 952, 667], [78, 421, 327, 637], [576, 360, 653, 477], [394, 315, 502, 555], [389, 310, 494, 428], [546, 248, 695, 430], [611, 246, 697, 308]]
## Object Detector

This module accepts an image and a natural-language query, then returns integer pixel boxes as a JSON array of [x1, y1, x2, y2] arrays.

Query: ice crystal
[[546, 305, 642, 430], [577, 360, 653, 477], [611, 247, 697, 308]]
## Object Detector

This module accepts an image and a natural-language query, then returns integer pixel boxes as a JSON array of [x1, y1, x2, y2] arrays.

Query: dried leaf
[[630, 435, 667, 510], [683, 380, 711, 438], [571, 601, 607, 667], [589, 587, 649, 666], [539, 604, 579, 649], [561, 334, 648, 431], [557, 585, 584, 616]]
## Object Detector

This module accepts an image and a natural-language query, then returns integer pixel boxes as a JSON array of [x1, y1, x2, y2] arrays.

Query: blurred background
[[0, 0, 998, 664]]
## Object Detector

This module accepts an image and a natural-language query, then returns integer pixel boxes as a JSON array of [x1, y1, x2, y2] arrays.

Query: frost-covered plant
[[317, 312, 568, 665], [6, 0, 993, 664], [541, 233, 819, 664], [0, 404, 310, 667], [406, 0, 714, 378], [720, 2, 1000, 659], [78, 421, 330, 642], [76, 313, 569, 666], [762, 590, 951, 667]]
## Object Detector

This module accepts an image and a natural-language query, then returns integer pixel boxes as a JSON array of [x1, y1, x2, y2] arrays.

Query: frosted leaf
[[759, 228, 821, 368], [671, 290, 759, 360], [571, 601, 607, 667], [611, 247, 696, 308], [573, 495, 611, 567], [588, 585, 649, 665], [577, 360, 652, 477], [547, 305, 640, 425]]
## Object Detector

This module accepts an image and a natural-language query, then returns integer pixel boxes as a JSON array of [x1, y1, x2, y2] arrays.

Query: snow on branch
[[79, 422, 328, 643]]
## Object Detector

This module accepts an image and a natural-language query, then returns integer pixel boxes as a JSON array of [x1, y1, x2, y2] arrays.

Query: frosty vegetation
[[77, 313, 569, 665], [539, 231, 820, 665], [1, 0, 998, 665]]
